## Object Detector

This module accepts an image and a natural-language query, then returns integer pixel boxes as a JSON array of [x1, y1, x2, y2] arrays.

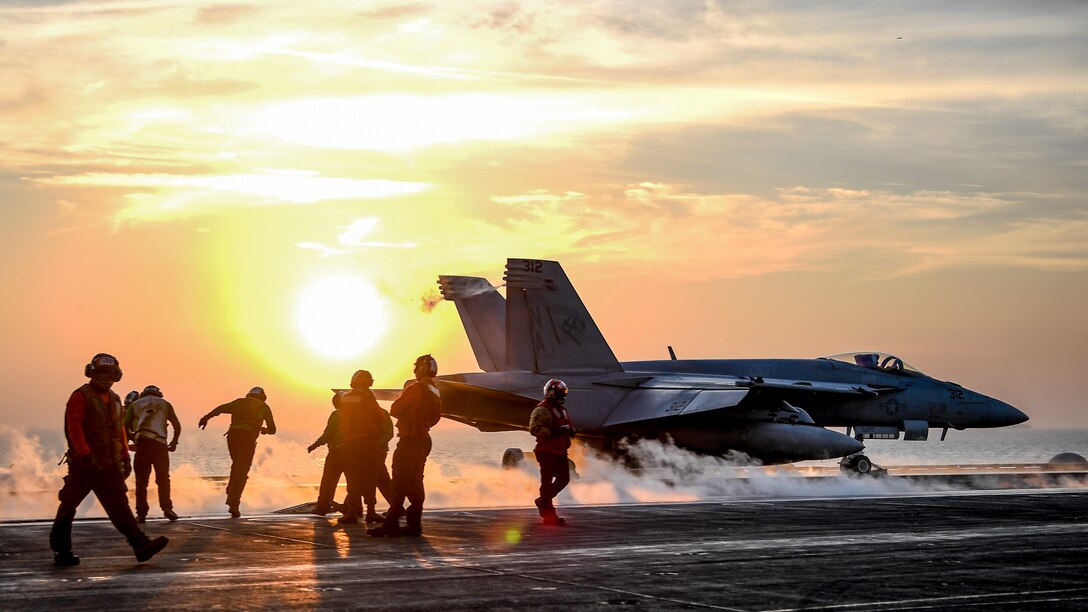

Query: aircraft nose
[[991, 399, 1029, 427]]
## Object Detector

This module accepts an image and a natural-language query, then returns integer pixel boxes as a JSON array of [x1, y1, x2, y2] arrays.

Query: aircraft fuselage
[[623, 358, 1027, 432]]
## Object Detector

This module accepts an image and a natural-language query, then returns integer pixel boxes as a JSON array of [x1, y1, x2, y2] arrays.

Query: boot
[[311, 503, 331, 516], [163, 509, 179, 522], [134, 536, 169, 563], [542, 513, 566, 526], [53, 551, 80, 566], [337, 514, 359, 525], [228, 505, 241, 518], [136, 514, 147, 524], [364, 505, 382, 523], [367, 524, 401, 537]]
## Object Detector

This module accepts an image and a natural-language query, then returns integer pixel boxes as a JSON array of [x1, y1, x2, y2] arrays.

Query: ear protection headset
[[414, 354, 438, 378], [84, 353, 123, 381], [351, 370, 374, 390]]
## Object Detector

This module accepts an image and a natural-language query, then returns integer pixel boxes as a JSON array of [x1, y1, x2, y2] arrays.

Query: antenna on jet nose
[[668, 346, 677, 360]]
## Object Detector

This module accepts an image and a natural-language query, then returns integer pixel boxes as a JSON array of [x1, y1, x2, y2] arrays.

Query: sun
[[296, 275, 386, 358]]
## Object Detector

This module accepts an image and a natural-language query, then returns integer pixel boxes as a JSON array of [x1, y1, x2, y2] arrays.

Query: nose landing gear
[[839, 453, 887, 477], [840, 454, 872, 474]]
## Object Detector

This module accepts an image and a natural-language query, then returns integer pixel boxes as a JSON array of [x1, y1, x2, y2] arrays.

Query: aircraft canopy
[[823, 352, 925, 375]]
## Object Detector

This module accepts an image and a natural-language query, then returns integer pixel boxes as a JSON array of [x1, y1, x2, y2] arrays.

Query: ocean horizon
[[2, 424, 1084, 521]]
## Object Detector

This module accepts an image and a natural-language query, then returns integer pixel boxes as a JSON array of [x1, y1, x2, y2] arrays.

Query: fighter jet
[[412, 258, 1027, 474]]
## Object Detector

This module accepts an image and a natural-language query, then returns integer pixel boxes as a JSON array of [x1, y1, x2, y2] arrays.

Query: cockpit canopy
[[823, 352, 925, 375]]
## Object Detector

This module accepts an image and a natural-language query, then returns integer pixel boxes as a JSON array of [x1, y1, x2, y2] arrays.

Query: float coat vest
[[127, 395, 174, 444], [68, 384, 126, 466], [390, 380, 442, 438], [530, 400, 573, 456], [340, 389, 383, 442], [214, 397, 270, 432]]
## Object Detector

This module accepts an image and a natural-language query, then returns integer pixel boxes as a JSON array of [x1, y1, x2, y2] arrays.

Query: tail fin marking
[[503, 258, 622, 374]]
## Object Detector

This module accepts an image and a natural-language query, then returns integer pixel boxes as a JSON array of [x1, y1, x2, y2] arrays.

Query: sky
[[1, 0, 1086, 435]]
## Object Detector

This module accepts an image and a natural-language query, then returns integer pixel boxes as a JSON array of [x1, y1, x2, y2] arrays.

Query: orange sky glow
[[1, 1, 1086, 434]]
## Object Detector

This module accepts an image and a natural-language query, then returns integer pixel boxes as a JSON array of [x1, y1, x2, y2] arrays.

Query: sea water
[[2, 424, 1084, 520], [18, 425, 1084, 478], [8, 424, 1088, 478]]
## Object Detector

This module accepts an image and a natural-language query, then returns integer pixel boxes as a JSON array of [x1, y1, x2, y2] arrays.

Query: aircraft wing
[[597, 374, 745, 390], [435, 380, 540, 433], [738, 377, 904, 397], [593, 374, 750, 427], [360, 384, 532, 432], [333, 387, 403, 401], [441, 413, 525, 432], [372, 388, 403, 401]]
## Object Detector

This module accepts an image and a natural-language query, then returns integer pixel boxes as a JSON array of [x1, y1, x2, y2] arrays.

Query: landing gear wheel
[[853, 455, 872, 474], [502, 448, 525, 469], [839, 454, 874, 475]]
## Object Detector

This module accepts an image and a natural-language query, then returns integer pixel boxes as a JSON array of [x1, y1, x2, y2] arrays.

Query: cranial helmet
[[247, 386, 267, 401], [350, 370, 373, 390], [85, 353, 123, 382], [124, 390, 140, 405], [543, 379, 568, 404], [141, 385, 162, 398], [414, 354, 438, 378]]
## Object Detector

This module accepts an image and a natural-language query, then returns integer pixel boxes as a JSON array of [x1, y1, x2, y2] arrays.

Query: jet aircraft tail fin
[[503, 258, 622, 374], [437, 275, 506, 372]]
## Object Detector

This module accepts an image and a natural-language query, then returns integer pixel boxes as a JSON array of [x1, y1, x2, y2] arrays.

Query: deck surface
[[2, 486, 1086, 610]]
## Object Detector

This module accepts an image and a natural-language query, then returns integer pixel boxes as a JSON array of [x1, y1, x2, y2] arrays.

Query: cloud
[[194, 3, 262, 25], [297, 242, 348, 257], [335, 217, 416, 248], [356, 2, 430, 21], [29, 171, 431, 222], [338, 217, 380, 245], [245, 94, 639, 153], [296, 217, 420, 258], [484, 182, 1088, 279], [1, 0, 1085, 275], [490, 190, 585, 206]]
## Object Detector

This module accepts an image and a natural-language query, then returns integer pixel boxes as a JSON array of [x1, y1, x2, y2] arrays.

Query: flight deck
[[1, 480, 1085, 610]]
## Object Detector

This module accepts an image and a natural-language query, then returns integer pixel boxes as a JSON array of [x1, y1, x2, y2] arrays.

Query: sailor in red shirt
[[368, 355, 442, 537], [530, 379, 573, 525], [49, 354, 169, 566]]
